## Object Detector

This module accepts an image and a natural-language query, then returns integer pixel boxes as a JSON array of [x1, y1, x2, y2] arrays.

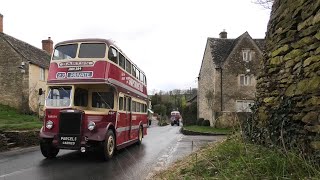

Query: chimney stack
[[0, 13, 3, 33], [42, 37, 53, 54], [219, 29, 227, 39]]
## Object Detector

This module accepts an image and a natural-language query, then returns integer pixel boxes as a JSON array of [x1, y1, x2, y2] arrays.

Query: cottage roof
[[187, 94, 197, 103], [0, 33, 50, 68], [253, 39, 266, 52], [208, 32, 265, 65]]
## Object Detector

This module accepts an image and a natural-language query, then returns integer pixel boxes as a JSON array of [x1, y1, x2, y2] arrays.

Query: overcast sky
[[1, 0, 270, 93]]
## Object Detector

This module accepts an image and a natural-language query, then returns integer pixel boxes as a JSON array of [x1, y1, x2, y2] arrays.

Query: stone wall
[[0, 36, 24, 111], [215, 112, 251, 128], [28, 63, 47, 113], [248, 0, 320, 159], [198, 40, 216, 124], [0, 130, 39, 152]]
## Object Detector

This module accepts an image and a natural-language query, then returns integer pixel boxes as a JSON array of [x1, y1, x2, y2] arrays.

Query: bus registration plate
[[67, 71, 93, 78]]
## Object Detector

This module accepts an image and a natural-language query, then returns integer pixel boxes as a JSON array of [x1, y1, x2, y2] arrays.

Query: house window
[[236, 100, 254, 112], [239, 75, 252, 86], [40, 68, 45, 81], [242, 49, 253, 62]]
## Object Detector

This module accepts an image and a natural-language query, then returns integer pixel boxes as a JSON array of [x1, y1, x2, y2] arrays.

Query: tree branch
[[252, 0, 274, 9]]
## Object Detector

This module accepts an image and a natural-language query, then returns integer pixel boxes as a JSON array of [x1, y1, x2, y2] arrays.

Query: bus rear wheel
[[103, 129, 115, 160], [40, 139, 59, 158], [137, 126, 143, 145]]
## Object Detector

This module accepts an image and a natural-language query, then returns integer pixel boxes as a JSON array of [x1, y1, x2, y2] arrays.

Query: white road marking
[[0, 167, 33, 178]]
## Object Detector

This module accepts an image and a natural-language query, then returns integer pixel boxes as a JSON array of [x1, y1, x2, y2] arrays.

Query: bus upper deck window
[[108, 47, 118, 64], [79, 43, 106, 58], [53, 44, 78, 60], [132, 65, 136, 77], [119, 53, 125, 69], [125, 59, 132, 74]]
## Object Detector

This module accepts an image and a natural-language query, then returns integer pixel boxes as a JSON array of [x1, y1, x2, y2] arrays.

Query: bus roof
[[54, 38, 144, 74], [55, 38, 116, 48]]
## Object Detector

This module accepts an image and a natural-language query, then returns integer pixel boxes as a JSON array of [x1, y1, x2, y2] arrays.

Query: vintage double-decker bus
[[39, 38, 148, 160]]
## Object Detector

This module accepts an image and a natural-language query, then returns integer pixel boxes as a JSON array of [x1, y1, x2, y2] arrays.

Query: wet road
[[0, 122, 225, 180]]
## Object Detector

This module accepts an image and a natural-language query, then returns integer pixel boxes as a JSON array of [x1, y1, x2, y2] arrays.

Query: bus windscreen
[[79, 43, 106, 58], [53, 44, 78, 60]]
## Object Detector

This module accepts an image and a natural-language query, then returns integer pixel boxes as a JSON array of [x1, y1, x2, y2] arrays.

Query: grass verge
[[153, 134, 320, 179], [183, 125, 231, 134], [0, 104, 42, 131]]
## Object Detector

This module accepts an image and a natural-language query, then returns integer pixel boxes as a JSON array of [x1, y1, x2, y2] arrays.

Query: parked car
[[170, 111, 181, 126]]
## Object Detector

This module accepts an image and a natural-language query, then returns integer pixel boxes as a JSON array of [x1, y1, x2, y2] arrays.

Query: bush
[[202, 119, 210, 126], [197, 118, 204, 126], [182, 101, 197, 126]]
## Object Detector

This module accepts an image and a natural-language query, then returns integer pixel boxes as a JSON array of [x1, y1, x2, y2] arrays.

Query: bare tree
[[253, 0, 274, 9]]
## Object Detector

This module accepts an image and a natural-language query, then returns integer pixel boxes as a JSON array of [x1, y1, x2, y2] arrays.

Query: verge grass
[[183, 125, 231, 134], [0, 104, 41, 131], [153, 134, 320, 179]]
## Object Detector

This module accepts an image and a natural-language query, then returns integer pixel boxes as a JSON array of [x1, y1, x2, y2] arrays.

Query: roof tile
[[0, 33, 50, 68]]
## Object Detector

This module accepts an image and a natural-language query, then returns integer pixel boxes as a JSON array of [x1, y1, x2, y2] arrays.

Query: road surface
[[0, 122, 225, 180]]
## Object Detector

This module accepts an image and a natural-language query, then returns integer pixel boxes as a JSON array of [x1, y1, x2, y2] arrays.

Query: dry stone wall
[[246, 0, 320, 159]]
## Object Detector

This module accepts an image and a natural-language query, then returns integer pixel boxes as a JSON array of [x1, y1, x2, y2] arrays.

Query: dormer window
[[242, 49, 253, 62]]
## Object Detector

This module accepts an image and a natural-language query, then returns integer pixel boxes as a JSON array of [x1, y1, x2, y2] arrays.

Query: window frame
[[236, 100, 254, 112], [239, 74, 252, 86], [78, 43, 106, 58], [119, 96, 124, 111], [132, 65, 137, 77], [119, 53, 125, 70], [53, 44, 78, 60], [132, 101, 136, 112], [74, 88, 88, 107], [242, 49, 251, 62], [125, 59, 132, 74], [108, 46, 118, 64], [91, 91, 114, 109], [136, 69, 140, 80], [40, 67, 45, 81]]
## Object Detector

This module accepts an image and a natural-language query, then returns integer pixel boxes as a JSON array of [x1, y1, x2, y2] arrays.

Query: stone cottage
[[198, 31, 265, 127], [0, 13, 52, 113]]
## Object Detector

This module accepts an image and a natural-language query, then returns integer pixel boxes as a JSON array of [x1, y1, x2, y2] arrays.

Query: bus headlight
[[88, 121, 96, 131], [46, 120, 54, 129]]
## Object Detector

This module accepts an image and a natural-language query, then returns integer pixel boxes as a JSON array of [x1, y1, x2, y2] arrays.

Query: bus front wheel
[[103, 129, 115, 160], [40, 139, 59, 158]]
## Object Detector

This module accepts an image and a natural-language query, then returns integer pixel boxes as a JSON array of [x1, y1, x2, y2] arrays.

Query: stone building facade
[[248, 0, 320, 158], [0, 14, 51, 113], [198, 31, 265, 127]]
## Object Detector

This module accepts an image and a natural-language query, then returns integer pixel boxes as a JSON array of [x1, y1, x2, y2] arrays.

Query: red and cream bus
[[39, 39, 148, 160]]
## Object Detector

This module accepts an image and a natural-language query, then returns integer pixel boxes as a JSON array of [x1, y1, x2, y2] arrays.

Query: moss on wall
[[245, 0, 320, 161]]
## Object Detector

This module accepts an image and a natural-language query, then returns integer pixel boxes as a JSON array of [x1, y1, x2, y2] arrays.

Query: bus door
[[124, 96, 132, 141]]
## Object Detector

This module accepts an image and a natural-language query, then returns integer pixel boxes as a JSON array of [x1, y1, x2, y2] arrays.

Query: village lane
[[0, 122, 225, 180]]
